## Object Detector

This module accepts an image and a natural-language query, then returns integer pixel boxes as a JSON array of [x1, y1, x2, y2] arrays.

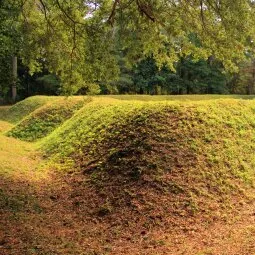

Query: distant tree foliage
[[227, 59, 255, 94], [1, 0, 255, 98], [107, 56, 228, 95]]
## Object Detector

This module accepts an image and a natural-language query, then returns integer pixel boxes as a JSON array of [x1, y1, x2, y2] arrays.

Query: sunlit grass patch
[[105, 94, 255, 101], [0, 96, 56, 124], [0, 120, 13, 133], [7, 97, 89, 141], [0, 132, 48, 180]]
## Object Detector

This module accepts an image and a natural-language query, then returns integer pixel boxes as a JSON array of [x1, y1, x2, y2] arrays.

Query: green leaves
[[2, 0, 255, 93]]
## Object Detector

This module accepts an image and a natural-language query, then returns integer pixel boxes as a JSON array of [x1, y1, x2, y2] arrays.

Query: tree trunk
[[252, 61, 255, 95], [12, 56, 17, 102]]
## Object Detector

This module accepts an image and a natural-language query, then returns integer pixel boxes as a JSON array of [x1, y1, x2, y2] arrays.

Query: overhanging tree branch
[[108, 0, 120, 26], [136, 0, 155, 22], [54, 0, 85, 26]]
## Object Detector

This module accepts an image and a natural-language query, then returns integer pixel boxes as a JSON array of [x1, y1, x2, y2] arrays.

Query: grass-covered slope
[[7, 97, 89, 142], [0, 96, 255, 254], [40, 98, 255, 235], [0, 120, 13, 133], [0, 96, 56, 124], [107, 94, 255, 101], [0, 120, 42, 179]]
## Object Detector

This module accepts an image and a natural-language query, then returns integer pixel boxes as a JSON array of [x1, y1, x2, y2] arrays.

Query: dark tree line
[[1, 55, 253, 103], [1, 0, 255, 102]]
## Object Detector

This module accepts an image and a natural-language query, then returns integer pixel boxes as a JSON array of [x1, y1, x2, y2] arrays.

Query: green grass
[[1, 95, 255, 210], [40, 97, 146, 161], [7, 97, 89, 141], [0, 95, 254, 254], [105, 94, 255, 101], [0, 119, 13, 133], [0, 125, 42, 179], [39, 97, 255, 210], [0, 96, 56, 124]]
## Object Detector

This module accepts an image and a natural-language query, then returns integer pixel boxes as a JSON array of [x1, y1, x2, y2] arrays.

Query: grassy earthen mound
[[39, 99, 255, 253], [0, 96, 56, 124], [0, 97, 254, 254], [7, 97, 89, 141]]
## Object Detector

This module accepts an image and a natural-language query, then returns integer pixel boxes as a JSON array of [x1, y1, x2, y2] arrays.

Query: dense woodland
[[1, 0, 255, 101]]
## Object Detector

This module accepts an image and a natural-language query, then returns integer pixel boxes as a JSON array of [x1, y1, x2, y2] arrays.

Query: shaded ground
[[0, 170, 254, 255]]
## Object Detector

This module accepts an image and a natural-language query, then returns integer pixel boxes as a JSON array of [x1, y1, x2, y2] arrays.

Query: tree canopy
[[1, 0, 255, 94]]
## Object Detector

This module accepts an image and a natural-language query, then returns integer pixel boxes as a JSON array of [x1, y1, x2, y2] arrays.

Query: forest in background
[[2, 0, 255, 102], [2, 54, 255, 101]]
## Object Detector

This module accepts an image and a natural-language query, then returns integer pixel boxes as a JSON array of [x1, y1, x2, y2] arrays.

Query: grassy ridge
[[7, 97, 89, 141], [40, 98, 147, 162], [106, 94, 255, 101], [39, 98, 255, 224], [0, 95, 255, 254], [41, 98, 255, 186], [2, 96, 255, 211], [0, 96, 56, 124]]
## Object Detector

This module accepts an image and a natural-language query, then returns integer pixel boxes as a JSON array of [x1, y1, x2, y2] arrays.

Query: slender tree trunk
[[252, 61, 255, 95], [12, 56, 17, 102]]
